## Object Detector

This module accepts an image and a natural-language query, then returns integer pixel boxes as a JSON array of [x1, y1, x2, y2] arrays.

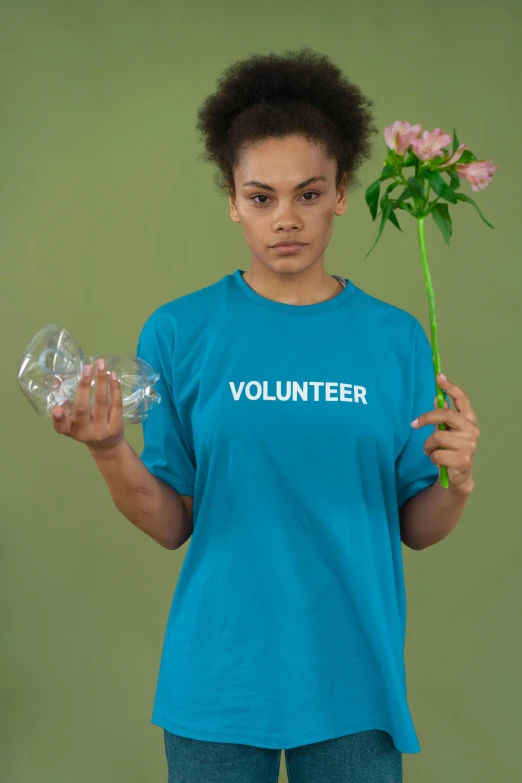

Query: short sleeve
[[136, 316, 196, 496], [395, 320, 449, 509]]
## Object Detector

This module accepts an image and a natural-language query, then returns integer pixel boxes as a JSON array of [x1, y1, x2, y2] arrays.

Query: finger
[[413, 406, 467, 432], [424, 429, 469, 455], [108, 371, 123, 428], [52, 403, 72, 435], [75, 365, 94, 424], [92, 358, 110, 424], [436, 373, 477, 424], [434, 395, 449, 408], [425, 447, 465, 468]]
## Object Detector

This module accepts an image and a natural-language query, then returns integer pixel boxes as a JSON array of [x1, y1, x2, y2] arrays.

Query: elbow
[[401, 536, 424, 552]]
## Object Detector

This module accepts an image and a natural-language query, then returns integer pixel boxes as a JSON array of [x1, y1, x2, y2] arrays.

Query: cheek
[[237, 219, 266, 250], [312, 204, 335, 226], [242, 219, 264, 241], [319, 211, 335, 238]]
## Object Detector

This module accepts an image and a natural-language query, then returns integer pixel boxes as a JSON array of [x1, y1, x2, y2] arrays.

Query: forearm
[[87, 438, 189, 550], [400, 475, 475, 551]]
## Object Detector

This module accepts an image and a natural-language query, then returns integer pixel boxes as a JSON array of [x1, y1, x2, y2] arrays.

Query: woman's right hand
[[51, 359, 125, 454]]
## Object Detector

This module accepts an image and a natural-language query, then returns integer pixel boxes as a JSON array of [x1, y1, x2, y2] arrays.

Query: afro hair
[[195, 47, 379, 198]]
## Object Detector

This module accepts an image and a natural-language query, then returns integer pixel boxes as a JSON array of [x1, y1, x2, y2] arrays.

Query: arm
[[399, 475, 474, 551], [88, 438, 193, 550]]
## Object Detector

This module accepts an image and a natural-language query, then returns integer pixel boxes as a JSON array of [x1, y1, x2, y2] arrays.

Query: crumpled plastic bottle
[[17, 324, 162, 423]]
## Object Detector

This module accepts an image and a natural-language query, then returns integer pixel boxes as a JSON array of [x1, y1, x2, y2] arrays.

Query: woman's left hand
[[411, 372, 479, 493]]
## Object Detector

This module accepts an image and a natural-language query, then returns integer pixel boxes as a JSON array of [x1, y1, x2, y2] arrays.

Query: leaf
[[365, 178, 381, 221], [458, 150, 477, 164], [431, 203, 453, 245], [380, 181, 401, 210], [448, 169, 461, 191], [454, 193, 495, 229], [424, 200, 439, 217], [424, 170, 458, 204], [364, 199, 402, 260], [396, 187, 412, 204], [451, 127, 460, 156], [380, 163, 397, 180], [364, 164, 397, 221], [387, 207, 403, 232], [395, 201, 415, 215], [406, 176, 425, 212], [364, 200, 393, 259], [403, 149, 419, 167], [395, 187, 414, 214]]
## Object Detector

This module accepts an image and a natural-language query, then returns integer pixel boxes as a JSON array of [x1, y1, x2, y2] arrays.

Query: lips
[[272, 242, 306, 247]]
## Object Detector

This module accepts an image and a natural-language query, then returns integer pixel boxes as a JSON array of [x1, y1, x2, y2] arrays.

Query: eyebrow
[[241, 175, 328, 193]]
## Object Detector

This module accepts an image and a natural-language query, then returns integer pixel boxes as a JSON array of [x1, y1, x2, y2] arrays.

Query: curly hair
[[195, 47, 379, 199]]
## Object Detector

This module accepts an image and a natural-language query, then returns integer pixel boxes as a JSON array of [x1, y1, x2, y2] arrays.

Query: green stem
[[416, 217, 449, 489]]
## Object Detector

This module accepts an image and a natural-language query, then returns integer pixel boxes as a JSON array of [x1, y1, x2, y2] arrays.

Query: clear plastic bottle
[[17, 324, 162, 423]]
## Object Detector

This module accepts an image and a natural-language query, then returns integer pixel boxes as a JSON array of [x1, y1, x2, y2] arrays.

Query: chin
[[273, 255, 318, 272]]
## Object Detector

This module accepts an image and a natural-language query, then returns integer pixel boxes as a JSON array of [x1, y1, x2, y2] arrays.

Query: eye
[[250, 191, 320, 205]]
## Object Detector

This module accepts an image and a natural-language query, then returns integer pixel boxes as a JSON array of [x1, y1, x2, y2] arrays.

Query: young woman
[[134, 46, 449, 782], [59, 47, 448, 783]]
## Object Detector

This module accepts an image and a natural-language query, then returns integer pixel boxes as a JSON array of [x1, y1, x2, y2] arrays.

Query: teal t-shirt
[[137, 268, 444, 754]]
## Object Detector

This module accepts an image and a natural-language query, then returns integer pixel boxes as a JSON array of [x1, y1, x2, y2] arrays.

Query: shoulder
[[139, 275, 226, 337], [354, 285, 422, 342]]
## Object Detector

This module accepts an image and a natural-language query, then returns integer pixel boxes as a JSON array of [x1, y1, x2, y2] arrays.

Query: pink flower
[[410, 128, 454, 161], [455, 160, 498, 192], [384, 120, 423, 156]]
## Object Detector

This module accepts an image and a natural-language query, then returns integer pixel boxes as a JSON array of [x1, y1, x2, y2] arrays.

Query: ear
[[228, 185, 240, 224], [334, 172, 348, 216]]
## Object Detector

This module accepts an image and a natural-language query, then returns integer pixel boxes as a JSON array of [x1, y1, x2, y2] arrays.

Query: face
[[228, 134, 348, 275]]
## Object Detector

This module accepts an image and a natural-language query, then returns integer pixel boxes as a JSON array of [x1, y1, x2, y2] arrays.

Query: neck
[[242, 263, 343, 306]]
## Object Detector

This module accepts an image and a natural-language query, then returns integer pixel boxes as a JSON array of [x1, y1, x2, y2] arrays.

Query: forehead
[[237, 135, 333, 185]]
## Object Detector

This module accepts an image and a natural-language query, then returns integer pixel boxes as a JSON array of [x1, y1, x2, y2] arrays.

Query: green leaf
[[457, 150, 477, 164], [454, 193, 495, 229], [407, 176, 424, 198], [406, 176, 425, 212], [451, 127, 460, 156], [431, 203, 453, 245], [394, 187, 414, 214], [424, 199, 440, 217], [403, 149, 419, 167], [380, 164, 397, 180], [396, 187, 412, 204], [380, 181, 401, 210], [364, 199, 402, 260], [364, 165, 398, 221], [395, 201, 415, 215], [423, 170, 458, 204], [387, 206, 403, 232], [448, 169, 461, 191], [364, 178, 381, 221], [364, 200, 393, 259]]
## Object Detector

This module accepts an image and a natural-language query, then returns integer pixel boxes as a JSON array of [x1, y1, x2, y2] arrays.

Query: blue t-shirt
[[137, 268, 445, 754]]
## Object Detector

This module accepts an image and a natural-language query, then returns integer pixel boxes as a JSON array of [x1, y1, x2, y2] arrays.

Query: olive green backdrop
[[2, 0, 519, 781]]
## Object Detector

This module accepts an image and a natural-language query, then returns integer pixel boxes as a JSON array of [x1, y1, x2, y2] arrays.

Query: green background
[[2, 1, 519, 780]]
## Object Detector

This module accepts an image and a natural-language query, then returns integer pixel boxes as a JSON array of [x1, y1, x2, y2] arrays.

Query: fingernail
[[83, 364, 92, 377], [97, 358, 105, 371], [439, 373, 447, 380], [54, 410, 63, 419], [411, 418, 419, 427]]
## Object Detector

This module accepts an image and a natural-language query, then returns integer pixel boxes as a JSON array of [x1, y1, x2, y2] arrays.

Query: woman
[[135, 47, 447, 782], [55, 48, 458, 782]]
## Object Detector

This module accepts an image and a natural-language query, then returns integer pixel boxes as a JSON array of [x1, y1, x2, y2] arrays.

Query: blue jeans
[[163, 728, 402, 782]]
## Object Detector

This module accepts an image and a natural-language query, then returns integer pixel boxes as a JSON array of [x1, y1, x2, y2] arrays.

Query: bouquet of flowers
[[365, 121, 497, 488]]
